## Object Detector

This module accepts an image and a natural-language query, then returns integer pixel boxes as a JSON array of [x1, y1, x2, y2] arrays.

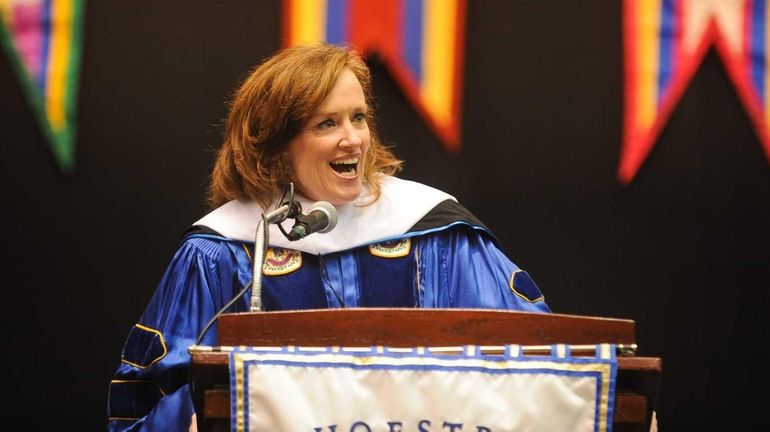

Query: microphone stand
[[192, 183, 299, 345], [250, 214, 269, 312], [249, 200, 300, 312]]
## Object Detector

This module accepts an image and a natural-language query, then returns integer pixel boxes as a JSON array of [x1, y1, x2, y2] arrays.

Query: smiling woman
[[107, 44, 550, 432], [208, 44, 401, 209], [286, 68, 371, 205]]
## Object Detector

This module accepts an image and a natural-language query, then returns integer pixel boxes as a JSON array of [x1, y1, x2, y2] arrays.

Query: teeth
[[331, 157, 359, 164], [329, 156, 360, 177]]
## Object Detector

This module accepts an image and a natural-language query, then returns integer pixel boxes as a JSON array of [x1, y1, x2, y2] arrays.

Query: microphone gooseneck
[[193, 183, 304, 343], [250, 184, 302, 312], [252, 198, 338, 310], [249, 213, 269, 312]]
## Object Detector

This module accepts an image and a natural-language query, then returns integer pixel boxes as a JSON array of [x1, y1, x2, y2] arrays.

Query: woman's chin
[[325, 184, 363, 205]]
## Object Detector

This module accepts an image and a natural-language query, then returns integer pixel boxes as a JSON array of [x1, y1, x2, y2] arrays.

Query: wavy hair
[[208, 44, 402, 209]]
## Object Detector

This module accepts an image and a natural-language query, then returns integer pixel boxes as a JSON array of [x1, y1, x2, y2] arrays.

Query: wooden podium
[[189, 308, 661, 432]]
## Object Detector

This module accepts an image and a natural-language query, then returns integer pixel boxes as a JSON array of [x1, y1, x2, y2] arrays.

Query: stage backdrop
[[1, 1, 768, 430]]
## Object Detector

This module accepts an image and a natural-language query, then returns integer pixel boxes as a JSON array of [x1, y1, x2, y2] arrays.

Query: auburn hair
[[208, 43, 402, 209]]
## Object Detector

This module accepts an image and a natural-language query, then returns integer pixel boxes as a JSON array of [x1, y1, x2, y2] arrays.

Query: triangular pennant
[[0, 0, 84, 172], [283, 0, 467, 153], [622, 0, 770, 183]]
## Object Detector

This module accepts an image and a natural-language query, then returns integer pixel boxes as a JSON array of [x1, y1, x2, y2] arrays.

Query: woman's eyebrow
[[313, 106, 367, 118], [313, 111, 336, 118]]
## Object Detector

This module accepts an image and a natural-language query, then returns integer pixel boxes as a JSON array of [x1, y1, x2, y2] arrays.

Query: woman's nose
[[339, 121, 363, 148]]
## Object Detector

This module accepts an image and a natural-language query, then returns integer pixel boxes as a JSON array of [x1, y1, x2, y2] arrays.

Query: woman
[[107, 44, 549, 431]]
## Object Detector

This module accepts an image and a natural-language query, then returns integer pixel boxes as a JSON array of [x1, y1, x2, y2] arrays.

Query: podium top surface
[[215, 308, 636, 347]]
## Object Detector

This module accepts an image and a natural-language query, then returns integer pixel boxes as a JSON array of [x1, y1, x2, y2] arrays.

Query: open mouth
[[329, 156, 359, 177]]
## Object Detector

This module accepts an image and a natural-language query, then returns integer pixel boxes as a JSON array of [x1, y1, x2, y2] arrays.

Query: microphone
[[287, 201, 338, 240]]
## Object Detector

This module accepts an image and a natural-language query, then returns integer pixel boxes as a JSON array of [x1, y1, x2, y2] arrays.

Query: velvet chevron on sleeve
[[107, 237, 250, 432]]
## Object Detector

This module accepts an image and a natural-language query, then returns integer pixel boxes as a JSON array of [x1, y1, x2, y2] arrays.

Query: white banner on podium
[[230, 344, 617, 432]]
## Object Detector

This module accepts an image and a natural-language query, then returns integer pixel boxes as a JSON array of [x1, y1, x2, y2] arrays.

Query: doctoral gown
[[107, 177, 550, 431]]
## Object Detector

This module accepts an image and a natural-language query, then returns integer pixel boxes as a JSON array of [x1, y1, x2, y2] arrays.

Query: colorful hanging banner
[[0, 0, 84, 172], [622, 0, 770, 183], [283, 0, 467, 153], [230, 344, 618, 432]]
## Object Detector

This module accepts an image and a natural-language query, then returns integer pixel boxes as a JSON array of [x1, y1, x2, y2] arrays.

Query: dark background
[[2, 1, 769, 430]]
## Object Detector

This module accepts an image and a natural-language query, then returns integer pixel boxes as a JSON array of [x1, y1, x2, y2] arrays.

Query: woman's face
[[287, 68, 371, 205]]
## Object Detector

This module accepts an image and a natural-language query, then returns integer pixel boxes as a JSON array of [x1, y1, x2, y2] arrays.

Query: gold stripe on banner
[[637, 0, 661, 129], [421, 0, 456, 128], [46, 0, 73, 130], [289, 0, 325, 46], [0, 0, 13, 25], [234, 353, 246, 432]]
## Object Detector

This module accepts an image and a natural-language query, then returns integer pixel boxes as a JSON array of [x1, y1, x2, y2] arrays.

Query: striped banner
[[230, 344, 618, 432], [283, 0, 467, 153], [0, 0, 84, 172], [622, 0, 770, 183]]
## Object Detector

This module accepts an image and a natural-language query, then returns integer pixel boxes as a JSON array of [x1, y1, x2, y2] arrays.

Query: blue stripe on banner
[[244, 358, 607, 378], [38, 0, 53, 94], [752, 0, 767, 105], [403, 0, 423, 83], [657, 0, 676, 105], [326, 0, 349, 45]]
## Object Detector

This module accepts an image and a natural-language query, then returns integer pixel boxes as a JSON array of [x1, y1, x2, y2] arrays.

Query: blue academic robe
[[107, 178, 550, 431]]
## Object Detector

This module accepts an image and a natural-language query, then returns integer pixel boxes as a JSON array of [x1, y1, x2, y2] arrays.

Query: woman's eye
[[318, 119, 335, 129], [352, 113, 366, 123]]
